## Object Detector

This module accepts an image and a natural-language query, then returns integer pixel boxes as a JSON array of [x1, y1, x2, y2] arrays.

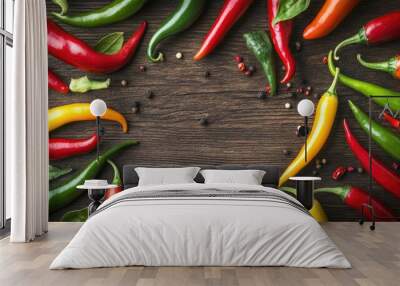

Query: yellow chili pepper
[[279, 68, 340, 186], [48, 103, 128, 133], [280, 187, 328, 222]]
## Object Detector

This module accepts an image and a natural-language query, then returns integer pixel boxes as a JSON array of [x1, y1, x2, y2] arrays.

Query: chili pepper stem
[[315, 186, 350, 201], [333, 29, 366, 60], [327, 67, 340, 94], [69, 76, 111, 93], [149, 52, 164, 63], [357, 54, 395, 73], [107, 159, 122, 185]]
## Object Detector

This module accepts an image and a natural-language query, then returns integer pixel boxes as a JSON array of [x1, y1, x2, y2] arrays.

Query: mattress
[[50, 183, 351, 269]]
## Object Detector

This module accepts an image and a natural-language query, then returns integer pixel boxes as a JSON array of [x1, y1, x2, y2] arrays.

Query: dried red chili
[[331, 166, 347, 180]]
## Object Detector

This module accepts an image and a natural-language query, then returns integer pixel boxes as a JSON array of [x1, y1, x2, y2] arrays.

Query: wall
[[47, 0, 400, 221]]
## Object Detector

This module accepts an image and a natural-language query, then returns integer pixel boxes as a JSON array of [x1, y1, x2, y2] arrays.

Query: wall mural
[[46, 0, 400, 222]]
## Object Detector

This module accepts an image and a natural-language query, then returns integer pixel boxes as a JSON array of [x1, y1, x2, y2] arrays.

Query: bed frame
[[123, 165, 281, 189]]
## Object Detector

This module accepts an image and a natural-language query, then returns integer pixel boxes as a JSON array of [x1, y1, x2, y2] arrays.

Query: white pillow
[[200, 169, 266, 185], [135, 167, 200, 186]]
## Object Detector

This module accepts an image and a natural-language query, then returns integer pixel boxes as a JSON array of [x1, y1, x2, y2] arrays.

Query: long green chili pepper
[[61, 207, 88, 222], [348, 100, 400, 161], [147, 0, 206, 62], [49, 140, 138, 213], [52, 0, 148, 28], [243, 31, 276, 96], [328, 51, 400, 111]]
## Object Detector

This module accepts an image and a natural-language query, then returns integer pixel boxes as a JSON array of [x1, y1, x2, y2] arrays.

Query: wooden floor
[[0, 223, 399, 286]]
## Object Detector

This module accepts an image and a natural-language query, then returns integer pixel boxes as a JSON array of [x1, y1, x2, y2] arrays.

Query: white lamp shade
[[297, 99, 315, 117], [90, 99, 107, 117]]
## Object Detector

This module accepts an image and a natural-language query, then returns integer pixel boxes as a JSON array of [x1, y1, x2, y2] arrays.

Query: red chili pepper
[[343, 119, 400, 198], [331, 166, 347, 180], [105, 160, 122, 200], [47, 19, 147, 73], [268, 0, 296, 83], [383, 112, 400, 129], [48, 69, 69, 94], [316, 186, 395, 221], [49, 133, 98, 160], [193, 0, 254, 61], [334, 11, 400, 60]]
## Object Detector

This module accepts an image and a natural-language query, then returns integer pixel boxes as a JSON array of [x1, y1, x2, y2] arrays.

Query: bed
[[50, 165, 350, 269]]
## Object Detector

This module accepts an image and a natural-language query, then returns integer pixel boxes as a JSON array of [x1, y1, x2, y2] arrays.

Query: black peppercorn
[[204, 71, 211, 78], [258, 90, 267, 99], [146, 90, 154, 99], [248, 65, 256, 73], [295, 41, 302, 51], [139, 65, 146, 72], [199, 117, 208, 126], [132, 101, 140, 114], [282, 149, 291, 155]]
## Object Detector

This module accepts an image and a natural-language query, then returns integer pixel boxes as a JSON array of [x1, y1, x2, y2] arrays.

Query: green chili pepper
[[147, 0, 206, 62], [61, 207, 88, 222], [328, 51, 400, 111], [49, 165, 73, 181], [52, 0, 148, 28], [69, 76, 111, 93], [243, 31, 277, 96], [49, 140, 138, 213], [348, 100, 400, 161], [104, 160, 123, 200]]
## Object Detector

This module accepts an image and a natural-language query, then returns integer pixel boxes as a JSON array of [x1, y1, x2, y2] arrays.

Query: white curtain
[[7, 0, 49, 242]]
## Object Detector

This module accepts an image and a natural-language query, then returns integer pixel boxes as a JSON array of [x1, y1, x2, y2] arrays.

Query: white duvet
[[50, 183, 351, 269]]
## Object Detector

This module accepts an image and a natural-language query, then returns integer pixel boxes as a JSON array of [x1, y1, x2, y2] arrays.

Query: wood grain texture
[[46, 0, 400, 221], [1, 222, 400, 286]]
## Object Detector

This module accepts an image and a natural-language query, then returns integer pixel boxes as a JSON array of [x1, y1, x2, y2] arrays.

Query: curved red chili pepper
[[383, 112, 400, 129], [49, 133, 98, 160], [48, 69, 69, 94], [194, 0, 254, 61], [343, 119, 400, 198], [344, 186, 395, 221], [47, 19, 147, 73], [268, 0, 296, 83], [334, 11, 400, 59], [316, 186, 395, 221]]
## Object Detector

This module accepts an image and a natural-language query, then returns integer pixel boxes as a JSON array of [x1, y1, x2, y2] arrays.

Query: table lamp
[[297, 99, 315, 162], [90, 99, 107, 161]]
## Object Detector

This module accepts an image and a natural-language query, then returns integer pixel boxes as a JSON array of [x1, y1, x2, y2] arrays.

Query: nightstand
[[77, 181, 117, 215], [289, 177, 321, 210]]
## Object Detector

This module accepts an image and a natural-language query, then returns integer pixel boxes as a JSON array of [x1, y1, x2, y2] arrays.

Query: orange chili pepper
[[303, 0, 360, 40]]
